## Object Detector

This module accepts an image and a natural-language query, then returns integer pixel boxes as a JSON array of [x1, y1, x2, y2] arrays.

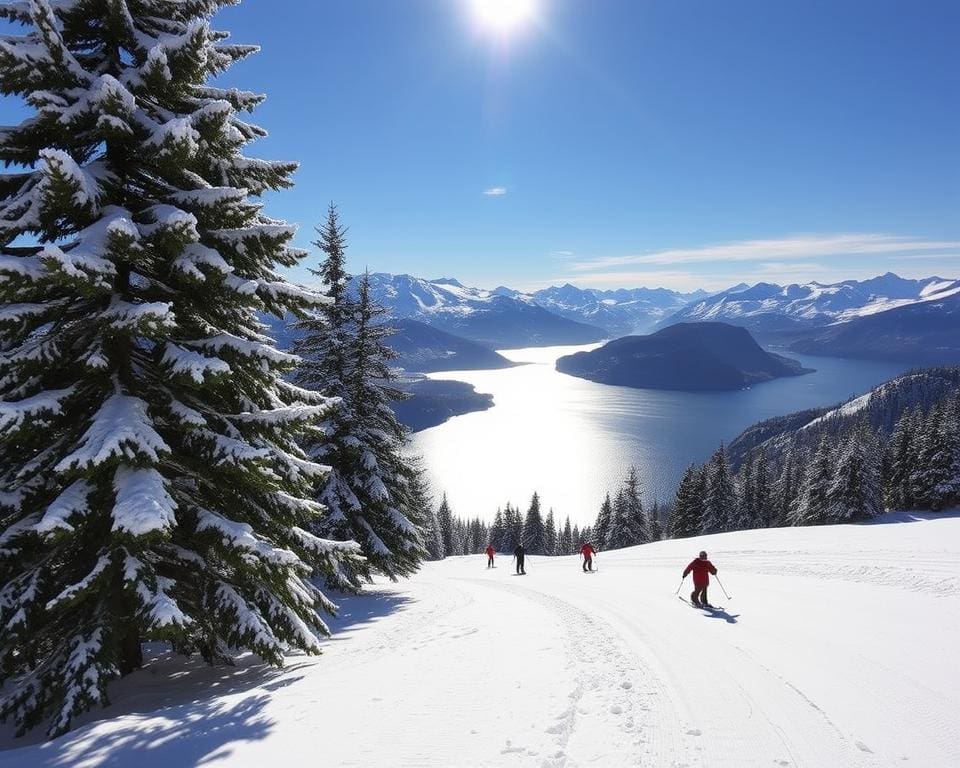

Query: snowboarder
[[513, 543, 526, 575], [580, 542, 596, 572], [683, 551, 718, 608], [485, 544, 496, 568]]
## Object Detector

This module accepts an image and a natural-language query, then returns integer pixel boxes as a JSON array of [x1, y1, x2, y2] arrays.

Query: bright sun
[[470, 0, 537, 33]]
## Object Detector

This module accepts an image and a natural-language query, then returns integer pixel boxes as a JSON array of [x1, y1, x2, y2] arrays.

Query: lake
[[409, 344, 913, 526]]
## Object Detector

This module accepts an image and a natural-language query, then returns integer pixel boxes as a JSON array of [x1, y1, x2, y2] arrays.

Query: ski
[[678, 596, 722, 611]]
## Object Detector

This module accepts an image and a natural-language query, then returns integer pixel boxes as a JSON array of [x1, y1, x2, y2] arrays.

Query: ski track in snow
[[1, 514, 958, 767]]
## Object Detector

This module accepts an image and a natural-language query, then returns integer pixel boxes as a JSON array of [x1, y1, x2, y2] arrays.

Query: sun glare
[[470, 0, 537, 33]]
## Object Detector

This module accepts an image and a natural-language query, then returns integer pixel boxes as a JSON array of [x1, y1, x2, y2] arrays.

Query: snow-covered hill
[[4, 514, 957, 767], [662, 272, 960, 334]]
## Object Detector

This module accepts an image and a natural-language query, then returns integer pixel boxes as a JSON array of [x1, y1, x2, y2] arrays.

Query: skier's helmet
[[698, 550, 707, 559]]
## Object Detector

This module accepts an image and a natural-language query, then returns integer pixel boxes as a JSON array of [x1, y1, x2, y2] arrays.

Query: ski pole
[[675, 576, 685, 595], [714, 575, 732, 600]]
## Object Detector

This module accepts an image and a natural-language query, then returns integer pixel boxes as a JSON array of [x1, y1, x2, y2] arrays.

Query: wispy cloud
[[483, 186, 507, 197], [570, 233, 960, 272], [548, 250, 575, 259]]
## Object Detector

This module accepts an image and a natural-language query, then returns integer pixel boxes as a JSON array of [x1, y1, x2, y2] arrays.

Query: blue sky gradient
[[5, 1, 958, 290]]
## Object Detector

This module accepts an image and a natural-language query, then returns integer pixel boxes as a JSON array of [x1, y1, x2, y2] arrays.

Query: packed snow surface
[[1, 513, 957, 767]]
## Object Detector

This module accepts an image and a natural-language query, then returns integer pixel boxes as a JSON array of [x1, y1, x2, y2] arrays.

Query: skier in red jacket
[[580, 542, 596, 572], [485, 544, 495, 568], [683, 551, 718, 607]]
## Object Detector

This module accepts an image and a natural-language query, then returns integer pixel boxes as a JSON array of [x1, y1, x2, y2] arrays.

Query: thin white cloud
[[548, 250, 575, 258], [570, 233, 960, 271], [483, 186, 507, 196]]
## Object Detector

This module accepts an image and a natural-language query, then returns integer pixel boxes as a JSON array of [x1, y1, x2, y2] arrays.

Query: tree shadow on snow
[[324, 588, 415, 637], [0, 648, 309, 762], [30, 692, 275, 768]]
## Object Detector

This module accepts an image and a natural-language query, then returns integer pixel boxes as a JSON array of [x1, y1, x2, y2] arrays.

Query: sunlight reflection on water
[[409, 344, 912, 526]]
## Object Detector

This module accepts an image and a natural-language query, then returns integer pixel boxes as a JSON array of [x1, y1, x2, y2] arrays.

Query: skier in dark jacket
[[513, 543, 526, 575], [485, 544, 496, 568], [683, 551, 718, 607]]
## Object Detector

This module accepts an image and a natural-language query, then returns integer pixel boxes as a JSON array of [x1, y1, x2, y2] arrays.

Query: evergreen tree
[[793, 439, 833, 525], [776, 451, 804, 528], [623, 466, 648, 544], [295, 240, 424, 584], [884, 408, 918, 510], [544, 509, 557, 555], [648, 499, 663, 541], [489, 508, 505, 551], [0, 0, 360, 737], [753, 453, 773, 527], [594, 493, 613, 548], [733, 457, 756, 530], [509, 504, 524, 549], [522, 492, 547, 554], [559, 516, 573, 554], [409, 467, 442, 560], [571, 524, 581, 551], [911, 403, 960, 510], [828, 422, 882, 522], [606, 488, 637, 549], [421, 505, 444, 560], [702, 446, 735, 533], [437, 494, 455, 557], [668, 465, 703, 539]]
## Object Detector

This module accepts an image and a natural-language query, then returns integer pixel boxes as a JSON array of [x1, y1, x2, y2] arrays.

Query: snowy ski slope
[[1, 513, 957, 767]]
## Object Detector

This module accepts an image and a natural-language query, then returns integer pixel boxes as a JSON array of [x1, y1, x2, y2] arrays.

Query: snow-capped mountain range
[[353, 274, 608, 348], [519, 283, 709, 336], [660, 272, 960, 334], [336, 271, 959, 362], [351, 273, 705, 342]]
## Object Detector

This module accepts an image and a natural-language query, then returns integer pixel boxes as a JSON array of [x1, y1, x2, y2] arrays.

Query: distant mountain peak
[[430, 277, 465, 288]]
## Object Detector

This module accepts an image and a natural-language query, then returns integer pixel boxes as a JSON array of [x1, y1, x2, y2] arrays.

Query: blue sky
[[7, 1, 960, 291]]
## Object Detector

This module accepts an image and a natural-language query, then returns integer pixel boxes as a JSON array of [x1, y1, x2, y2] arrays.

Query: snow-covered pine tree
[[594, 492, 613, 547], [489, 508, 505, 551], [776, 450, 804, 527], [623, 465, 648, 544], [508, 503, 524, 550], [648, 499, 663, 541], [911, 402, 960, 510], [0, 0, 360, 737], [883, 408, 918, 510], [437, 494, 455, 558], [792, 438, 833, 525], [559, 516, 573, 554], [413, 473, 443, 560], [702, 445, 735, 534], [938, 390, 960, 508], [733, 457, 756, 530], [571, 524, 581, 551], [827, 421, 882, 522], [606, 488, 638, 549], [668, 465, 702, 539], [344, 271, 425, 573], [544, 509, 557, 555], [753, 453, 773, 527], [293, 221, 425, 583], [522, 492, 547, 554]]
